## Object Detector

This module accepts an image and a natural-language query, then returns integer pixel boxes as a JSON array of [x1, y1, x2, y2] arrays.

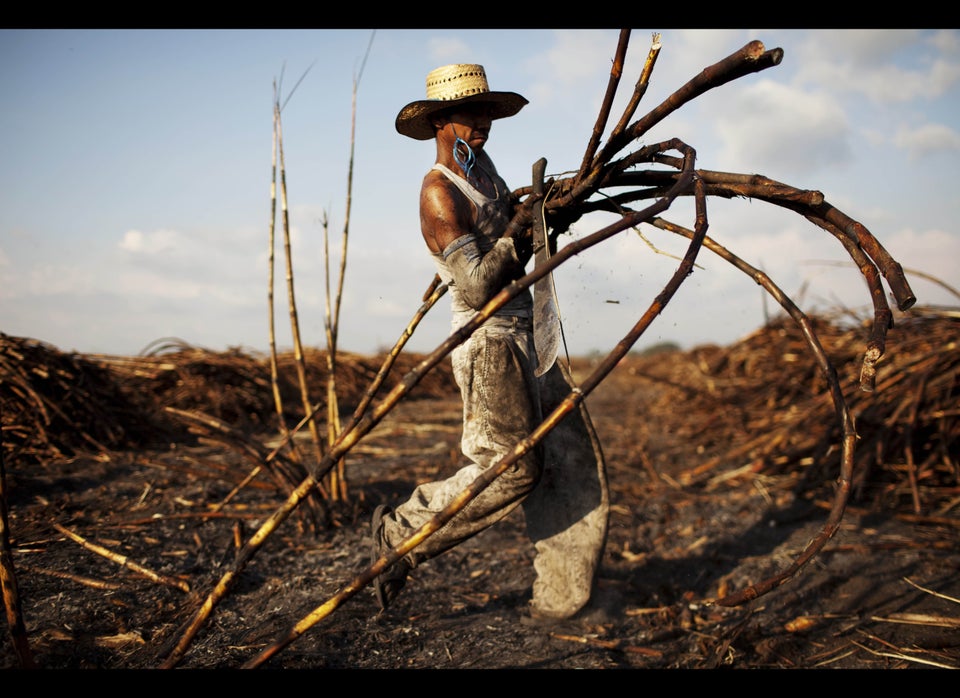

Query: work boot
[[519, 594, 615, 632], [370, 505, 411, 612]]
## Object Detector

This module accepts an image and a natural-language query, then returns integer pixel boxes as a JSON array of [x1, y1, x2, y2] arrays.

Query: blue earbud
[[453, 137, 476, 179]]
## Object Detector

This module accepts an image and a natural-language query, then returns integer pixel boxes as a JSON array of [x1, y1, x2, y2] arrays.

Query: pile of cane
[[621, 307, 958, 514], [0, 333, 456, 469]]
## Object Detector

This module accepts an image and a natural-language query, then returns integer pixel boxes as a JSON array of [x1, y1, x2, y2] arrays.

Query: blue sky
[[2, 29, 958, 358]]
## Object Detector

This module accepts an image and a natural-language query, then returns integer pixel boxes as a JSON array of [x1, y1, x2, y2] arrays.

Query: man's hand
[[503, 191, 540, 265], [512, 227, 534, 265]]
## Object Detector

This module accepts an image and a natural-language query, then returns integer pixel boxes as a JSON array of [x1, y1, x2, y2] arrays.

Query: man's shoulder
[[422, 167, 463, 197]]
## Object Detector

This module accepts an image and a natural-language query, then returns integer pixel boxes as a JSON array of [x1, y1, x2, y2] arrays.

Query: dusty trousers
[[381, 315, 609, 619]]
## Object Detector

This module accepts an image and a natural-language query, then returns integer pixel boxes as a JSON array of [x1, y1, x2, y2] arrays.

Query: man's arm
[[421, 177, 527, 310]]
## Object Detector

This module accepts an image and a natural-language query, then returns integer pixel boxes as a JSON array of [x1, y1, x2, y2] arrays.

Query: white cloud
[[811, 29, 922, 64], [927, 58, 960, 97], [525, 29, 618, 108], [23, 264, 98, 297], [790, 29, 960, 103], [114, 269, 207, 300], [714, 79, 851, 177], [665, 29, 758, 80], [930, 29, 960, 54], [884, 227, 960, 304], [119, 228, 180, 254], [543, 29, 619, 86], [117, 224, 268, 287], [894, 122, 960, 159]]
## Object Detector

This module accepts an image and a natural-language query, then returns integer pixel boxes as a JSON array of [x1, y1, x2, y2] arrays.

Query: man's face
[[440, 104, 493, 150]]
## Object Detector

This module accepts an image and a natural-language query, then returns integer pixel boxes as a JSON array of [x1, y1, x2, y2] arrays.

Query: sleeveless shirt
[[430, 163, 533, 330]]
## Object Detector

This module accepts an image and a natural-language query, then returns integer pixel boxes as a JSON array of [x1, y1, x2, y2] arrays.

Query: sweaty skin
[[419, 105, 529, 310], [421, 105, 497, 255]]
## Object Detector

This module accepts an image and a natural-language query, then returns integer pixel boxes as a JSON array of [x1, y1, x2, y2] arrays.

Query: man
[[371, 63, 609, 624]]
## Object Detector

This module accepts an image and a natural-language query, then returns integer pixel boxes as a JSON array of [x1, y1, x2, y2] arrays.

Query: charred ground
[[2, 310, 958, 670]]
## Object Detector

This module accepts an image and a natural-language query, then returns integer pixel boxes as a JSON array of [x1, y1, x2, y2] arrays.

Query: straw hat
[[395, 63, 528, 141]]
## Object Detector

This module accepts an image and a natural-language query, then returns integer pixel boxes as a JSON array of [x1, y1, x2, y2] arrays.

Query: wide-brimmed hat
[[395, 63, 528, 141]]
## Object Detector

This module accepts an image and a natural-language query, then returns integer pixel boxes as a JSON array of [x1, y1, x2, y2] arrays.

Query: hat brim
[[395, 91, 528, 141]]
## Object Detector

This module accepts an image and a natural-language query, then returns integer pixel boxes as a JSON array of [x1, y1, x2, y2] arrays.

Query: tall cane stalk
[[322, 32, 376, 501], [266, 79, 304, 475]]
